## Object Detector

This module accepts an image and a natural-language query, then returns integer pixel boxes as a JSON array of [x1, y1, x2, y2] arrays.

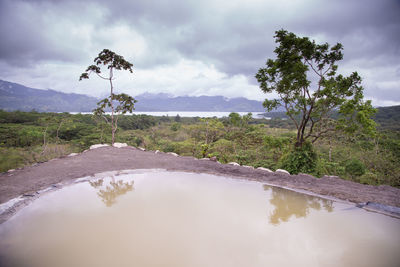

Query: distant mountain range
[[0, 80, 98, 112], [0, 80, 265, 112], [134, 93, 264, 112]]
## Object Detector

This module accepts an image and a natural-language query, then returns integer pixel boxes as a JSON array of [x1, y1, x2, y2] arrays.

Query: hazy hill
[[3, 79, 397, 119], [0, 80, 98, 112], [134, 93, 264, 112]]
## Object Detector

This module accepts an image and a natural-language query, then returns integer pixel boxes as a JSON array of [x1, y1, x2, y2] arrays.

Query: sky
[[0, 0, 399, 106]]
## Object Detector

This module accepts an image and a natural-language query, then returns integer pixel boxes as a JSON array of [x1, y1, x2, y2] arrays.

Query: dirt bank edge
[[1, 146, 399, 221]]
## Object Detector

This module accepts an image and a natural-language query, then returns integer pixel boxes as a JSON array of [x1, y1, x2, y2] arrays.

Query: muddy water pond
[[0, 170, 399, 267]]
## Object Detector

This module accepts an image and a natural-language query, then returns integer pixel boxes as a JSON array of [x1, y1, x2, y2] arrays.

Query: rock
[[23, 193, 36, 197], [228, 162, 240, 166], [209, 156, 217, 162], [275, 169, 290, 175], [138, 147, 146, 151], [90, 144, 109, 150], [7, 169, 15, 173], [257, 167, 273, 172], [242, 165, 254, 169], [167, 152, 179, 157], [362, 202, 400, 216], [155, 150, 160, 154], [68, 153, 79, 157], [323, 175, 340, 179], [199, 158, 210, 161], [113, 142, 128, 148]]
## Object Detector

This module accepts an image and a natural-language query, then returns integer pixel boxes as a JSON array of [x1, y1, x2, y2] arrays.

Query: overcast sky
[[0, 0, 399, 106]]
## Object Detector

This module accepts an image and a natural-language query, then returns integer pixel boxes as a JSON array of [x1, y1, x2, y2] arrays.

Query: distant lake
[[71, 111, 269, 119]]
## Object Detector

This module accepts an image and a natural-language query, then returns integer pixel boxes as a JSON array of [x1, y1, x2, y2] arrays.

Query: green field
[[1, 108, 399, 187]]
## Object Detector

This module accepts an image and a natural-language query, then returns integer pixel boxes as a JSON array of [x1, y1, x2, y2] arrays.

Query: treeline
[[0, 110, 399, 187]]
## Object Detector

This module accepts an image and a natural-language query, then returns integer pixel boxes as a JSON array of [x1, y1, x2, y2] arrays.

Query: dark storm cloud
[[0, 0, 399, 104], [0, 0, 92, 66], [1, 0, 399, 73]]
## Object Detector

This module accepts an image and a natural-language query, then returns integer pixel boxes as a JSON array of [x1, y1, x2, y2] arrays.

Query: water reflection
[[264, 185, 333, 225], [89, 177, 134, 207]]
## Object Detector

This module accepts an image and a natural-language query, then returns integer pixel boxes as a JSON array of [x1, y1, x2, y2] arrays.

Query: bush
[[359, 172, 379, 185], [170, 122, 181, 131], [279, 142, 317, 175], [345, 159, 366, 178]]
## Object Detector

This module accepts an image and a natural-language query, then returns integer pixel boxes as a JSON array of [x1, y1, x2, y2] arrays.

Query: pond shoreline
[[1, 146, 400, 222]]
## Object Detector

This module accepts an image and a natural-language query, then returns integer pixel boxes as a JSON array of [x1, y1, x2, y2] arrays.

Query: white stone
[[228, 162, 240, 166], [113, 142, 128, 148], [167, 152, 179, 157], [257, 167, 273, 172], [90, 144, 109, 150], [138, 147, 146, 151], [68, 153, 79, 157], [323, 175, 340, 179], [242, 165, 254, 169], [74, 176, 91, 183], [155, 150, 160, 154], [276, 169, 290, 175]]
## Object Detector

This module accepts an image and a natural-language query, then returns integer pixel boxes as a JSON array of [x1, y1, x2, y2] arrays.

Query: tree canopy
[[256, 30, 376, 148], [80, 49, 137, 145]]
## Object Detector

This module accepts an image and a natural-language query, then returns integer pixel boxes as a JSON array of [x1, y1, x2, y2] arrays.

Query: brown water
[[0, 170, 399, 267]]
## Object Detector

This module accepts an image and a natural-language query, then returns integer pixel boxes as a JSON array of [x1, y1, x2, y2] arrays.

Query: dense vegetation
[[1, 110, 399, 187]]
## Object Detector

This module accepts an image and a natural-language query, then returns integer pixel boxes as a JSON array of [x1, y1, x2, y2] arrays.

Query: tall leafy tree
[[80, 49, 137, 145], [256, 30, 376, 148]]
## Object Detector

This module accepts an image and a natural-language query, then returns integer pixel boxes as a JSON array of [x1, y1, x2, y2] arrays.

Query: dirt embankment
[[1, 146, 399, 216]]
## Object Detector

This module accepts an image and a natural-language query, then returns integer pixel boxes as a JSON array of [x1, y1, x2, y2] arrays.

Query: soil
[[1, 146, 400, 221]]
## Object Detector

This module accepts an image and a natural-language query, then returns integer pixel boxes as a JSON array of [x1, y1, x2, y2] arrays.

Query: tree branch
[[311, 127, 336, 143], [282, 98, 299, 130], [305, 59, 321, 77], [95, 73, 110, 80]]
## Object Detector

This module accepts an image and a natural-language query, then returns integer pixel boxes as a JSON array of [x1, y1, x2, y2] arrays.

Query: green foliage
[[0, 110, 41, 124], [0, 124, 43, 147], [209, 139, 235, 163], [170, 122, 181, 131], [227, 112, 253, 128], [228, 112, 241, 127], [117, 115, 156, 130], [358, 172, 379, 185], [0, 110, 399, 187], [280, 142, 317, 175], [345, 159, 366, 178], [0, 144, 77, 172], [256, 29, 376, 147]]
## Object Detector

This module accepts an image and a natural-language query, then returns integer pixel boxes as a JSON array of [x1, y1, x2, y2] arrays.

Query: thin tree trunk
[[41, 125, 48, 156], [109, 67, 115, 145], [56, 120, 63, 144]]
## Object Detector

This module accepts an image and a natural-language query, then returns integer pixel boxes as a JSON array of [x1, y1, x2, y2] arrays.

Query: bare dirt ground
[[1, 146, 400, 221]]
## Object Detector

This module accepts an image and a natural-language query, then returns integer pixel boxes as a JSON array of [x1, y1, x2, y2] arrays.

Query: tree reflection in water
[[264, 185, 333, 225], [89, 177, 134, 207]]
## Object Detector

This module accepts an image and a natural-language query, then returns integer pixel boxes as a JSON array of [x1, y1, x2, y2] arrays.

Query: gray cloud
[[0, 0, 399, 105]]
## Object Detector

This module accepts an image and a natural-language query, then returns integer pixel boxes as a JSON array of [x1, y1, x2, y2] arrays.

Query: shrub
[[279, 142, 317, 175], [359, 172, 379, 185], [345, 159, 366, 178], [170, 122, 181, 131]]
